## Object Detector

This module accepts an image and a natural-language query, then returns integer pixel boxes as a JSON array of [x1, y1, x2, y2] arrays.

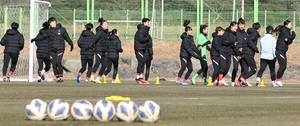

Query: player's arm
[[19, 34, 25, 50]]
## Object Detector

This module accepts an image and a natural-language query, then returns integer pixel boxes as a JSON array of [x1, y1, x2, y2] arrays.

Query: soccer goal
[[0, 0, 51, 82]]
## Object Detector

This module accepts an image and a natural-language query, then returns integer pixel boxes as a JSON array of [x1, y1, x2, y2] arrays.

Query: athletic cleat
[[139, 79, 148, 84], [213, 80, 218, 86], [272, 81, 279, 87], [275, 80, 283, 87], [190, 78, 196, 85], [84, 80, 89, 83], [56, 78, 62, 83], [235, 81, 241, 87], [76, 74, 81, 83], [240, 77, 247, 85], [176, 80, 182, 85], [181, 82, 189, 85], [6, 75, 10, 82], [222, 78, 228, 86], [95, 79, 102, 84], [89, 77, 95, 82], [231, 82, 235, 87], [246, 82, 253, 87], [136, 79, 146, 85], [37, 79, 42, 82], [256, 81, 260, 87], [218, 80, 223, 86], [203, 81, 208, 85], [3, 78, 6, 82]]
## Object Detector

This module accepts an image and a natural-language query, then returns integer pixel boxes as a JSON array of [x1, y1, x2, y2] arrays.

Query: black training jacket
[[91, 27, 109, 53], [33, 28, 50, 58], [179, 32, 200, 58], [210, 32, 222, 57], [276, 26, 296, 52], [106, 34, 123, 59], [134, 24, 151, 51], [144, 37, 153, 58], [77, 30, 95, 57], [236, 28, 247, 50], [219, 29, 236, 56], [47, 24, 73, 52], [241, 28, 260, 57], [0, 29, 24, 54]]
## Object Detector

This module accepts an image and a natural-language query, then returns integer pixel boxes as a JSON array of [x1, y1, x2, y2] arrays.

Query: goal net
[[0, 0, 51, 82]]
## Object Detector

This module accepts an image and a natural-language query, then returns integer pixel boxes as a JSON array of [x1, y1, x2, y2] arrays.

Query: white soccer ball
[[93, 100, 116, 121], [70, 99, 93, 121], [47, 99, 70, 121], [25, 99, 47, 121], [138, 100, 161, 123], [116, 101, 138, 122]]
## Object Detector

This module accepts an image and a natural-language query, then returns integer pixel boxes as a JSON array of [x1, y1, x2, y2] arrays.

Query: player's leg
[[90, 53, 102, 81], [268, 59, 277, 87], [145, 58, 152, 82], [112, 58, 119, 82], [103, 58, 113, 78], [96, 54, 107, 83], [177, 57, 187, 84], [256, 59, 267, 86], [50, 52, 59, 80], [8, 53, 19, 81], [56, 51, 64, 82], [211, 56, 220, 85], [135, 51, 146, 83], [37, 58, 44, 82], [182, 58, 193, 85], [2, 53, 11, 82], [86, 58, 94, 83], [218, 54, 228, 86], [77, 59, 88, 83], [275, 50, 286, 86], [231, 55, 239, 84]]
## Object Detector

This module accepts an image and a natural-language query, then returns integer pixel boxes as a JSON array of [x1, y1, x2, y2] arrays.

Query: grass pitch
[[1, 80, 300, 126]]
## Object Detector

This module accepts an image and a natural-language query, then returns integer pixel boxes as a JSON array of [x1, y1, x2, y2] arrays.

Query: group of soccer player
[[176, 18, 296, 87], [0, 17, 295, 86]]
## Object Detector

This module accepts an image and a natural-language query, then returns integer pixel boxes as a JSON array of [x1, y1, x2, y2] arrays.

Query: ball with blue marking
[[138, 100, 161, 123], [93, 100, 116, 121], [47, 99, 70, 121], [116, 100, 138, 122], [25, 99, 47, 121], [70, 99, 93, 121]]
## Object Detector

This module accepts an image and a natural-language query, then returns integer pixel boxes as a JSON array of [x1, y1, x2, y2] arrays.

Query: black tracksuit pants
[[104, 58, 119, 79], [37, 57, 51, 76], [257, 58, 276, 81], [211, 55, 220, 81], [50, 51, 64, 78], [240, 55, 257, 79], [2, 52, 19, 76], [231, 55, 239, 82], [196, 57, 208, 78], [145, 57, 152, 81], [275, 50, 287, 79], [178, 57, 193, 80], [135, 51, 146, 74], [219, 54, 231, 77], [79, 58, 94, 78], [92, 52, 106, 75]]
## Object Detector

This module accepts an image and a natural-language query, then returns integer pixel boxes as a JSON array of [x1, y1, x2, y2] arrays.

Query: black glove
[[70, 44, 74, 51], [30, 39, 35, 43], [196, 55, 202, 60], [292, 31, 296, 37], [150, 55, 153, 60], [255, 49, 259, 53], [202, 40, 211, 46]]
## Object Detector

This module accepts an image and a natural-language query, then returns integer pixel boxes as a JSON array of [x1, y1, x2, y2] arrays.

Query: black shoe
[[6, 75, 10, 82], [41, 75, 45, 81], [37, 79, 42, 82]]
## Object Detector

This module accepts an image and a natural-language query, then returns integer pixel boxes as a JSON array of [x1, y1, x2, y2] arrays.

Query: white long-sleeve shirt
[[260, 34, 276, 60]]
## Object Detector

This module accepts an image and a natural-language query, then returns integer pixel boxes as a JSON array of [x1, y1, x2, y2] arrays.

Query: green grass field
[[1, 80, 300, 126]]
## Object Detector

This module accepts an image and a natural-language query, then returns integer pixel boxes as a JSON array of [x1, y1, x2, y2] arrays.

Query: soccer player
[[256, 26, 277, 87], [274, 20, 296, 86], [89, 18, 109, 83], [103, 29, 123, 83], [232, 18, 247, 86], [238, 23, 261, 87], [191, 24, 210, 85], [210, 27, 225, 86], [76, 23, 95, 83], [47, 17, 74, 83], [134, 18, 152, 84], [0, 22, 24, 82], [31, 22, 51, 82], [217, 21, 238, 86], [176, 20, 201, 85]]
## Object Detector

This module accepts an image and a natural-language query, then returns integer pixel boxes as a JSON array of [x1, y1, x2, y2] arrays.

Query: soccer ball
[[25, 99, 47, 121], [47, 99, 70, 121], [116, 100, 138, 122], [138, 100, 161, 123], [93, 100, 116, 121], [70, 99, 93, 121]]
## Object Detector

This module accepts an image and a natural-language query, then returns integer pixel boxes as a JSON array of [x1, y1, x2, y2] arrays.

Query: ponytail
[[110, 29, 118, 35], [183, 20, 192, 32], [98, 17, 107, 26], [274, 25, 283, 36]]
